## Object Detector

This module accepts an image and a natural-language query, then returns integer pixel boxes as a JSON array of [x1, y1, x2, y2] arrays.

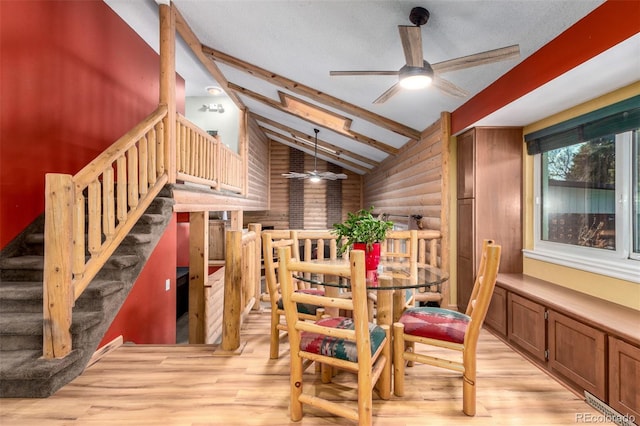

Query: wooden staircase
[[0, 189, 174, 397]]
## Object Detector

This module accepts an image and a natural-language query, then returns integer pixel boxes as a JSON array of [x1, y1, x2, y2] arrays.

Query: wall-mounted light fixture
[[203, 103, 225, 113]]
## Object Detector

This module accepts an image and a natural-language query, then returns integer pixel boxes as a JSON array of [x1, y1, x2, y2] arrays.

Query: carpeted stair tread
[[0, 349, 84, 381], [123, 233, 153, 245], [102, 254, 140, 269], [0, 311, 103, 335], [0, 255, 44, 270], [0, 281, 43, 300]]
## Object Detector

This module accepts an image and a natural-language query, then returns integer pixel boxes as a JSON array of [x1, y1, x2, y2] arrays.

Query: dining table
[[294, 258, 449, 327]]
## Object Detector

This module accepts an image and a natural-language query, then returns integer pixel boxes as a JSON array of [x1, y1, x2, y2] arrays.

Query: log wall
[[363, 115, 449, 232]]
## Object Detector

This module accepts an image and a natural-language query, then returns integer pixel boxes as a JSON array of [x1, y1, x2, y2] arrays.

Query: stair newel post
[[248, 223, 262, 311], [222, 230, 242, 351], [43, 173, 74, 359]]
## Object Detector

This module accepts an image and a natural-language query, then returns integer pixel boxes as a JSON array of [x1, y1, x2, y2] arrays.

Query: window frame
[[525, 130, 640, 283]]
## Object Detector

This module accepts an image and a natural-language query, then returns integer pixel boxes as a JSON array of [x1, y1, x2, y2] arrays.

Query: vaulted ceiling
[[105, 0, 640, 175]]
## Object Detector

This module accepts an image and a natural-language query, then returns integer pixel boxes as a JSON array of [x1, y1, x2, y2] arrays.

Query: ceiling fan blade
[[432, 44, 520, 74], [432, 76, 468, 98], [282, 172, 309, 179], [319, 172, 348, 180], [330, 70, 399, 76], [398, 25, 423, 67], [373, 83, 402, 104]]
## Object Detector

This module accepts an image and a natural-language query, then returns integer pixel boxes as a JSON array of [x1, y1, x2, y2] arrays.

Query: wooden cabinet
[[456, 127, 523, 311], [484, 286, 507, 336], [492, 274, 640, 420], [548, 310, 606, 399], [507, 292, 546, 363], [609, 337, 640, 419]]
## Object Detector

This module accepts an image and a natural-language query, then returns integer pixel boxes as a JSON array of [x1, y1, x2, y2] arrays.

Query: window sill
[[523, 248, 640, 284]]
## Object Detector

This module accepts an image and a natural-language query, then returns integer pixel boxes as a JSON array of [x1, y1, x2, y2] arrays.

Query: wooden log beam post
[[188, 211, 208, 344], [43, 174, 74, 359], [159, 1, 176, 183], [248, 223, 262, 311], [222, 230, 242, 351]]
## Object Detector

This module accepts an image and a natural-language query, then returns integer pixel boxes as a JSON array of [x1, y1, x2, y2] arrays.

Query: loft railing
[[43, 107, 247, 359], [176, 114, 243, 194]]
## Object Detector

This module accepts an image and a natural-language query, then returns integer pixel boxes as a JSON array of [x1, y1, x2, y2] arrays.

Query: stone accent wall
[[288, 147, 304, 229], [326, 163, 343, 228]]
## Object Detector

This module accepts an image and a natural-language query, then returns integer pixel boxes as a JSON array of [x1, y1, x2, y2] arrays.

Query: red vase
[[353, 242, 381, 271]]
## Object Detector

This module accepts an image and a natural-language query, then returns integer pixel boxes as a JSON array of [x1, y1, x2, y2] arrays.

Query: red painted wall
[[1, 1, 185, 345], [101, 216, 178, 345]]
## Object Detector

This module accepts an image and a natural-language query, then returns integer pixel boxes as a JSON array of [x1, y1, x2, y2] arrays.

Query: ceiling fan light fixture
[[309, 174, 322, 183], [399, 64, 434, 90]]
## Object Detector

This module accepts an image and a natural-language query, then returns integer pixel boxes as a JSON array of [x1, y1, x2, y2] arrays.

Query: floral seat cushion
[[299, 317, 386, 362], [399, 307, 470, 344], [277, 288, 324, 315]]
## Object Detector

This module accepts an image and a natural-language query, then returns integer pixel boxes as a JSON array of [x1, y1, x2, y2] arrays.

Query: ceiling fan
[[329, 6, 520, 104], [282, 128, 347, 182]]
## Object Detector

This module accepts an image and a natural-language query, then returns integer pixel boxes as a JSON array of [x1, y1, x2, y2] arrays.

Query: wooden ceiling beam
[[173, 6, 245, 110], [260, 127, 372, 174], [201, 45, 420, 141], [228, 82, 398, 156], [251, 113, 379, 167]]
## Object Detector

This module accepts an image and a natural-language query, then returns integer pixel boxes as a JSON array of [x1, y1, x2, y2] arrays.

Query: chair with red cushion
[[278, 247, 391, 426], [392, 240, 501, 416]]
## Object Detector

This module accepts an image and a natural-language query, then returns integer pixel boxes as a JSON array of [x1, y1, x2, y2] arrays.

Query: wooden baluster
[[88, 180, 101, 257], [138, 136, 148, 195], [127, 146, 139, 208], [116, 156, 127, 223], [102, 168, 115, 238], [148, 128, 157, 184], [156, 120, 165, 174], [73, 191, 85, 280]]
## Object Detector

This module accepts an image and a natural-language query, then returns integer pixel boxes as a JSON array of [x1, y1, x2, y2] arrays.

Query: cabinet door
[[456, 199, 474, 311], [548, 310, 606, 400], [456, 129, 475, 199], [484, 286, 507, 336], [609, 336, 640, 419], [508, 293, 546, 362]]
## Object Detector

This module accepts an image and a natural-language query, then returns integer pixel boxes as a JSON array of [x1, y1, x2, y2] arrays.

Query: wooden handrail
[[43, 105, 169, 359]]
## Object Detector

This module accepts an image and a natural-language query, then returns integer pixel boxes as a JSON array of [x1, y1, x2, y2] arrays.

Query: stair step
[[0, 311, 103, 351], [0, 348, 84, 382], [0, 281, 42, 313]]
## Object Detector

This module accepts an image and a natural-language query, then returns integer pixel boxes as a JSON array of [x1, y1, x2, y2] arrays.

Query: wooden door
[[507, 293, 546, 363], [609, 336, 640, 419], [484, 285, 507, 336], [548, 310, 606, 399]]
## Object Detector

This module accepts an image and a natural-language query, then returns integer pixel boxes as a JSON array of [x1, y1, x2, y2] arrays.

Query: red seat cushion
[[399, 307, 470, 344], [299, 316, 386, 362]]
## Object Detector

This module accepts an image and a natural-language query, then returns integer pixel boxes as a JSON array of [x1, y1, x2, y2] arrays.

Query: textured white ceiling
[[105, 0, 638, 173]]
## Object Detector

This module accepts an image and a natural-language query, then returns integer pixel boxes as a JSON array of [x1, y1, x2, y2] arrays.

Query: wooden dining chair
[[262, 232, 324, 359], [278, 247, 391, 426], [373, 230, 418, 321], [392, 240, 501, 416]]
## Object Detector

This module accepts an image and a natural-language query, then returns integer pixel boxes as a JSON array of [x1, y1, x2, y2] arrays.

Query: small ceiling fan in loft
[[282, 128, 347, 182], [329, 6, 520, 104]]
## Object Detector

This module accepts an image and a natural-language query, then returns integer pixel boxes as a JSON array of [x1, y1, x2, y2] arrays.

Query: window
[[525, 96, 640, 282]]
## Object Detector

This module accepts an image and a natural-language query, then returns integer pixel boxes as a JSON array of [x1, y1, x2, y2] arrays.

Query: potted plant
[[332, 207, 394, 271]]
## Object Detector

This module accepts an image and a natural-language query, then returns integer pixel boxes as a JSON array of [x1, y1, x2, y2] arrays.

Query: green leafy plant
[[332, 207, 394, 255]]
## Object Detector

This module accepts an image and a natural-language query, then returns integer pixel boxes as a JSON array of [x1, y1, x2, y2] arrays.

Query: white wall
[[185, 96, 240, 153]]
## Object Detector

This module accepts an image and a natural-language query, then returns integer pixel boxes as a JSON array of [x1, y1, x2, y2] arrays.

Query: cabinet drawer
[[508, 293, 546, 362], [609, 336, 640, 419], [548, 310, 606, 400], [485, 286, 507, 336]]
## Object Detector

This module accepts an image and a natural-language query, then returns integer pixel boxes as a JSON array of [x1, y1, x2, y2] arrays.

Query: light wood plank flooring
[[1, 310, 611, 425]]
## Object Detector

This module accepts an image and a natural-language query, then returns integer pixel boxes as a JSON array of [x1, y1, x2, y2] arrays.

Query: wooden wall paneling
[[245, 117, 269, 206], [244, 141, 289, 229], [341, 171, 362, 220]]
